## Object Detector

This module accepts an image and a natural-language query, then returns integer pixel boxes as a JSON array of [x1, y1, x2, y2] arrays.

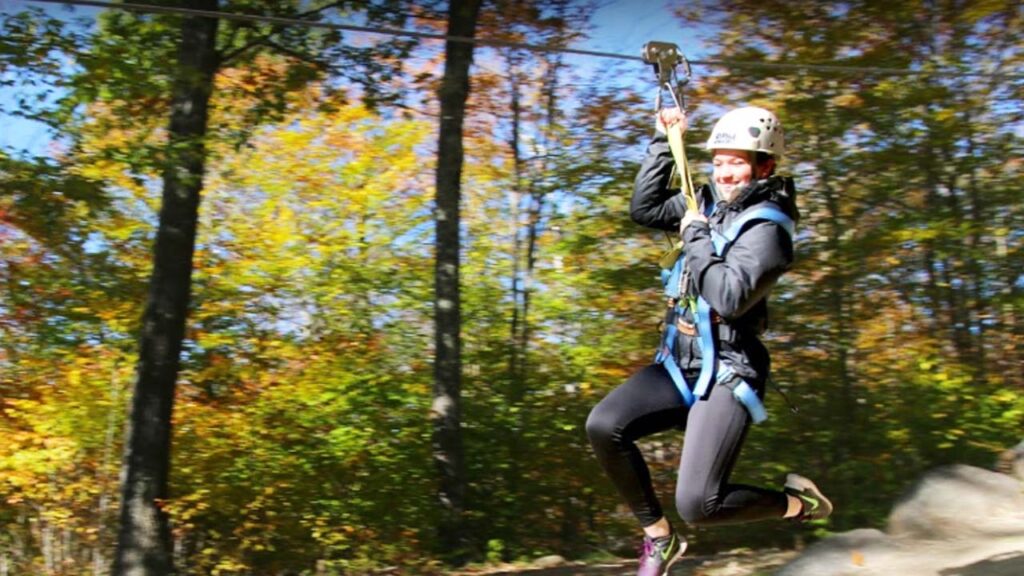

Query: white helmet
[[706, 106, 785, 158]]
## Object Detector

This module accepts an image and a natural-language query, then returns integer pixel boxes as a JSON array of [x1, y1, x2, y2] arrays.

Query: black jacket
[[631, 133, 798, 387]]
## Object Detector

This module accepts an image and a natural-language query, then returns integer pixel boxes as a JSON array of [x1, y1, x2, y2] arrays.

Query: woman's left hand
[[680, 210, 707, 234]]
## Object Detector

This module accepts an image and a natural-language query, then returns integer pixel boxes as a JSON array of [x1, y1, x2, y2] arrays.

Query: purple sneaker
[[637, 531, 686, 576]]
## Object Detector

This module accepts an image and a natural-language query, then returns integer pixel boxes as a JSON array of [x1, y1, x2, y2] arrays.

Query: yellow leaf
[[831, 93, 864, 108], [851, 550, 865, 566]]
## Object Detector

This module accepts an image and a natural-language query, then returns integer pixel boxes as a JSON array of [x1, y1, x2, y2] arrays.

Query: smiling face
[[712, 149, 775, 202]]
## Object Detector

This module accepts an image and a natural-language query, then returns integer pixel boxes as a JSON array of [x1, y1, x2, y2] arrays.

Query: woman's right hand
[[656, 108, 687, 135]]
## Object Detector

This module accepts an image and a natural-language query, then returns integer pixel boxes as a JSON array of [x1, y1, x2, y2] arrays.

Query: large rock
[[777, 533, 1024, 576], [774, 529, 895, 576], [531, 555, 566, 569], [888, 464, 1024, 539], [997, 440, 1024, 481]]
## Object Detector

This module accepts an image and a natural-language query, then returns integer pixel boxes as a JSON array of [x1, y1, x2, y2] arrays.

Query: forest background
[[0, 0, 1021, 574]]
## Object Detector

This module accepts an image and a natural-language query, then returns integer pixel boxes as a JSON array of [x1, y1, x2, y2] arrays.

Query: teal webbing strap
[[694, 205, 794, 402], [691, 296, 717, 399], [712, 206, 795, 255], [663, 353, 695, 407], [662, 256, 685, 299], [716, 362, 768, 423], [732, 380, 768, 423], [654, 307, 695, 406]]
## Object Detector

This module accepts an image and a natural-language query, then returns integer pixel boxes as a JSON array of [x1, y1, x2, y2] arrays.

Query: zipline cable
[[27, 0, 1024, 81]]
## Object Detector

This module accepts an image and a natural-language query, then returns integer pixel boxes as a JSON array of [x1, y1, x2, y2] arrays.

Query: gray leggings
[[585, 364, 787, 527]]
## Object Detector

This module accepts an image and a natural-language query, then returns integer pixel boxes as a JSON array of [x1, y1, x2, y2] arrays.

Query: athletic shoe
[[637, 530, 686, 576], [784, 473, 834, 521]]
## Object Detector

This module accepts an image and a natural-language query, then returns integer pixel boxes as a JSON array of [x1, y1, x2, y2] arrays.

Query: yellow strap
[[666, 123, 698, 213], [658, 241, 684, 269]]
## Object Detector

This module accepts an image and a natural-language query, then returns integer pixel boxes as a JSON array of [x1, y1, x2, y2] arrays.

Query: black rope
[[768, 374, 800, 416], [27, 0, 1024, 81]]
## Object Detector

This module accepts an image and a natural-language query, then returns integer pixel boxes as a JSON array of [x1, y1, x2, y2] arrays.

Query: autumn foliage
[[1, 1, 1022, 574]]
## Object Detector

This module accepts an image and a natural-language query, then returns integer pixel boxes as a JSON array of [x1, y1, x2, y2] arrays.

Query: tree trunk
[[95, 361, 124, 576], [963, 125, 988, 385], [821, 155, 854, 466], [113, 3, 219, 574], [507, 48, 526, 389], [433, 0, 481, 561], [501, 48, 526, 553], [922, 145, 946, 344]]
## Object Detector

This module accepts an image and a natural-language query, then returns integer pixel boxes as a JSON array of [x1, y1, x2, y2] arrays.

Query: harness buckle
[[676, 318, 697, 336], [676, 313, 721, 337]]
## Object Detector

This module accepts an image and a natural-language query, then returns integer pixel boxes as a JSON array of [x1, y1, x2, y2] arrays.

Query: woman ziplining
[[585, 43, 833, 576]]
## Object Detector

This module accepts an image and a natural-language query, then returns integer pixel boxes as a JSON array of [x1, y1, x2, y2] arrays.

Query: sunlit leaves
[[1, 0, 1021, 571], [674, 0, 1024, 541]]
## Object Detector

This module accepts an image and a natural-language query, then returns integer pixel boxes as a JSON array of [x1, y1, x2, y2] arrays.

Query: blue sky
[[0, 0, 706, 157], [589, 0, 705, 56], [578, 0, 711, 96]]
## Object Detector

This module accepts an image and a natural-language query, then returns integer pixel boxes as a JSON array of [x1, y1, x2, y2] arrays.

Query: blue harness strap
[[716, 362, 768, 424], [654, 316, 695, 406], [654, 204, 794, 422], [712, 206, 796, 256]]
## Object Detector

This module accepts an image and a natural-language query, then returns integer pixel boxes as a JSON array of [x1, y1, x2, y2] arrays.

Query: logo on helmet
[[712, 132, 736, 145]]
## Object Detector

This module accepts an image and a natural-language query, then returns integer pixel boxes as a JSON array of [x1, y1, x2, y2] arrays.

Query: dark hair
[[755, 152, 776, 176]]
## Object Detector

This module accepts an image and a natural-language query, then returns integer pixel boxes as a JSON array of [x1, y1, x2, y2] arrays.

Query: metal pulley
[[641, 41, 692, 112]]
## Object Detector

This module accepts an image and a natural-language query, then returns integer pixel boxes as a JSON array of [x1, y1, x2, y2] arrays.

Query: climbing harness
[[654, 205, 795, 423], [642, 41, 796, 423]]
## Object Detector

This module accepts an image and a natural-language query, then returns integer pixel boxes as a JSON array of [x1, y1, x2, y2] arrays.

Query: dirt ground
[[451, 548, 799, 576]]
